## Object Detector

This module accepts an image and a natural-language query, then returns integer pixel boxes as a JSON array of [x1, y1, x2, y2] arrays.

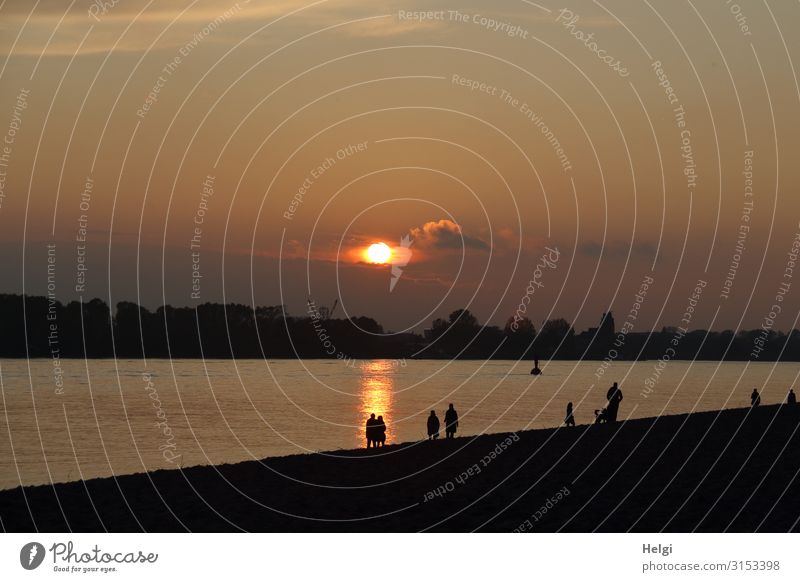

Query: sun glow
[[365, 242, 392, 264], [357, 360, 396, 445]]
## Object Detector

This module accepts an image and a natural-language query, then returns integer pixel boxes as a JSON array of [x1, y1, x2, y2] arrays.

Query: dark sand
[[1, 404, 798, 532]]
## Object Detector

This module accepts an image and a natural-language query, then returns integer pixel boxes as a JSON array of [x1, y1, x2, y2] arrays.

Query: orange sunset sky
[[1, 0, 799, 333]]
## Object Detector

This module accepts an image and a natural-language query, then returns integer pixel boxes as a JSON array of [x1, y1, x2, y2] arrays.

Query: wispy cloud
[[1, 0, 301, 56], [0, 0, 449, 57], [2, 0, 626, 58]]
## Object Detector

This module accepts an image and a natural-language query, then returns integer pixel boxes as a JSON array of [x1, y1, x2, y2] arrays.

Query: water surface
[[0, 358, 795, 490]]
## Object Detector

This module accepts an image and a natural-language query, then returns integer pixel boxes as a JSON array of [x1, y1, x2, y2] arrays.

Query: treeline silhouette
[[1, 293, 799, 361]]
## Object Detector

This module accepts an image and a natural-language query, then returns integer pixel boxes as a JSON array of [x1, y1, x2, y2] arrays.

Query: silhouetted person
[[375, 415, 386, 447], [444, 403, 459, 438], [606, 382, 623, 422], [787, 389, 796, 406], [594, 408, 607, 424], [531, 356, 542, 375], [751, 389, 761, 407], [427, 410, 440, 440], [366, 413, 377, 448], [565, 402, 575, 427]]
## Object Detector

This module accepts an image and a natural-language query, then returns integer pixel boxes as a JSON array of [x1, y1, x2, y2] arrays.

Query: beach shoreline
[[1, 404, 798, 532]]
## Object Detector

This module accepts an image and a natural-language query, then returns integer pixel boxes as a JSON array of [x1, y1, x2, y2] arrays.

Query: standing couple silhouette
[[427, 403, 459, 440], [365, 413, 386, 448]]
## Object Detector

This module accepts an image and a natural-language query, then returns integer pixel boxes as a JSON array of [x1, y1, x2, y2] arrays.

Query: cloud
[[2, 0, 626, 58], [410, 219, 489, 251], [0, 1, 265, 56], [0, 0, 437, 57]]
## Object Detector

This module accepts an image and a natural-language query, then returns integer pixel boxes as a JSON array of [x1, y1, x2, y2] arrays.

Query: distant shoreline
[[3, 293, 798, 361], [3, 356, 798, 362]]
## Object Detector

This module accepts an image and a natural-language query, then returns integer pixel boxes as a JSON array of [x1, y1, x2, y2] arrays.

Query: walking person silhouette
[[606, 382, 623, 422], [564, 402, 575, 427], [427, 410, 440, 440], [444, 403, 459, 439], [751, 389, 761, 407]]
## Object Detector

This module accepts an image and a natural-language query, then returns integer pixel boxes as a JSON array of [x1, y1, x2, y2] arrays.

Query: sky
[[1, 0, 799, 334]]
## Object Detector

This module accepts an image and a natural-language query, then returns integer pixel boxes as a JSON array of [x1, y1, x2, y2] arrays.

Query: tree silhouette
[[0, 294, 797, 361]]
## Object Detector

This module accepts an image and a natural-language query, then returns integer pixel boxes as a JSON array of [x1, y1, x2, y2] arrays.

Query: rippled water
[[0, 358, 796, 490]]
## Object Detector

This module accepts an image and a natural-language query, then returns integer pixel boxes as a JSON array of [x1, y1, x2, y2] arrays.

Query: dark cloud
[[410, 219, 489, 251]]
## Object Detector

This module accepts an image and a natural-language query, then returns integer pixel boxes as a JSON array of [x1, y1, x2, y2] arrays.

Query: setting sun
[[365, 242, 392, 264]]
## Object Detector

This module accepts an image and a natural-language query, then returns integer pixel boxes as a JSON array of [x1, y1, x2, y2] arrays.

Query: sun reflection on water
[[357, 360, 397, 446]]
